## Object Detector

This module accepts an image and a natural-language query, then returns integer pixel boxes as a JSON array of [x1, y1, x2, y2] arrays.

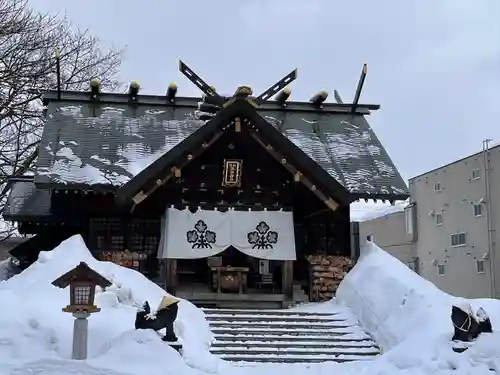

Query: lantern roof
[[52, 261, 112, 289]]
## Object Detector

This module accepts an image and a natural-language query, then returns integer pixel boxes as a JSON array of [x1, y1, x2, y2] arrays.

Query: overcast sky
[[30, 0, 500, 184]]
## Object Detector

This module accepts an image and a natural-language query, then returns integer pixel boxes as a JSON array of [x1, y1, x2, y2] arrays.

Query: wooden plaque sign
[[222, 159, 243, 187]]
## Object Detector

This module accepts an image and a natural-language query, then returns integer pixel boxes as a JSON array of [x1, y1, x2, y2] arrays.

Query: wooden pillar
[[282, 260, 294, 301], [164, 259, 177, 295], [350, 222, 361, 264]]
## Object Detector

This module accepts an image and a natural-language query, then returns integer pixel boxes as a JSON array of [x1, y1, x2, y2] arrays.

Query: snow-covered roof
[[2, 180, 51, 219], [33, 91, 409, 201], [350, 201, 408, 222]]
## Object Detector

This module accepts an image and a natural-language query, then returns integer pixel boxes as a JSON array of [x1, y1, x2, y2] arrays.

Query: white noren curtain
[[158, 207, 296, 260]]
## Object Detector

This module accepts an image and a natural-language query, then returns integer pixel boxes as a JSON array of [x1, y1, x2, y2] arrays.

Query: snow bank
[[337, 242, 500, 373], [2, 234, 500, 375], [0, 235, 217, 375]]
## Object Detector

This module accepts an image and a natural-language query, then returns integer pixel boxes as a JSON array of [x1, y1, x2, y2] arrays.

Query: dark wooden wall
[[134, 125, 316, 215]]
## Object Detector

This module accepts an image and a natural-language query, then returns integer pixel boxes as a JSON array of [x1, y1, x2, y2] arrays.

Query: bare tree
[[0, 0, 123, 240]]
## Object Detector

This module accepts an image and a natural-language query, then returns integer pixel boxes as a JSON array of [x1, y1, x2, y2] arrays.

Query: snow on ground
[[0, 236, 499, 375], [0, 235, 216, 375], [336, 242, 500, 374]]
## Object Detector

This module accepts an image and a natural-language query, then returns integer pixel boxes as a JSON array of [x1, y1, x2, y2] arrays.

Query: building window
[[476, 260, 485, 274], [405, 206, 414, 235], [437, 264, 445, 276], [473, 203, 483, 217], [434, 181, 443, 192], [435, 212, 443, 226], [451, 232, 467, 247], [367, 234, 374, 242], [471, 169, 481, 180]]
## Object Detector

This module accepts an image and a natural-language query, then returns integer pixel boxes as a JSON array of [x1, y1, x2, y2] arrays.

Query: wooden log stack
[[98, 250, 147, 271], [307, 255, 353, 302]]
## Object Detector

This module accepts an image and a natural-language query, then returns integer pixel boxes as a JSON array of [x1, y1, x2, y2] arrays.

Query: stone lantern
[[52, 261, 111, 360]]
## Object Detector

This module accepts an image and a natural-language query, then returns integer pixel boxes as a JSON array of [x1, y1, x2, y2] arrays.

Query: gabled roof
[[34, 90, 409, 201], [35, 93, 204, 190], [116, 98, 351, 205], [52, 261, 112, 288]]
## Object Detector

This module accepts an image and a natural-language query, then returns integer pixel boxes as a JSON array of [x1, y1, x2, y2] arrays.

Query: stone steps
[[211, 347, 379, 355], [213, 335, 375, 343], [211, 341, 376, 348], [203, 307, 337, 316], [204, 306, 379, 363], [211, 328, 365, 336], [210, 322, 351, 329], [219, 355, 373, 363], [207, 314, 344, 322]]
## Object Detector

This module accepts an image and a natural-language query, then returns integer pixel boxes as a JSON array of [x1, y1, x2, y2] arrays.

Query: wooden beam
[[130, 130, 225, 207], [222, 97, 236, 108], [234, 117, 242, 132], [325, 198, 339, 211], [173, 167, 181, 178], [178, 60, 224, 105], [132, 191, 147, 205], [255, 69, 298, 103], [165, 259, 177, 294], [351, 64, 367, 113], [303, 208, 329, 219], [250, 132, 339, 212], [333, 90, 344, 104], [282, 260, 294, 302]]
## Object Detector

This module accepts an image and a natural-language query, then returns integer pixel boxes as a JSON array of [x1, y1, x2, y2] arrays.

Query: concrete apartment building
[[359, 142, 500, 299], [358, 205, 413, 267]]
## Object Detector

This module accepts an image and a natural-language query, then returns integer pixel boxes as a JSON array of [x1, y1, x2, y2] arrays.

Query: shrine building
[[2, 62, 409, 308]]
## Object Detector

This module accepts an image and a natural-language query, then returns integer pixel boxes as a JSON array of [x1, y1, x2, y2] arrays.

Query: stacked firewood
[[98, 250, 147, 271], [307, 255, 353, 302]]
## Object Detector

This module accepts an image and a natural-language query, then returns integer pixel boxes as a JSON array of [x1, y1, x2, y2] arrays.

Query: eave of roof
[[42, 90, 380, 115]]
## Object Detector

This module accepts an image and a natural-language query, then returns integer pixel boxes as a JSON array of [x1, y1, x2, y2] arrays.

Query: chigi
[[3, 60, 408, 308]]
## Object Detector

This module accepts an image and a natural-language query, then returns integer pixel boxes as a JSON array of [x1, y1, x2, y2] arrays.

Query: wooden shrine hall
[[3, 61, 409, 308]]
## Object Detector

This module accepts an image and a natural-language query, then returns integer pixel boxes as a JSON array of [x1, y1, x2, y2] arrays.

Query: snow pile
[[337, 241, 500, 374], [0, 235, 217, 375], [1, 235, 499, 375]]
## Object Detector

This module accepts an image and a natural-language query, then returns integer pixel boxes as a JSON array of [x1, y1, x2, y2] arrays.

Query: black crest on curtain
[[187, 220, 217, 249], [247, 221, 278, 249]]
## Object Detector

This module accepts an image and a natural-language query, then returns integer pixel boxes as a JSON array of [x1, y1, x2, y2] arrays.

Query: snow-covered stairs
[[204, 307, 380, 363]]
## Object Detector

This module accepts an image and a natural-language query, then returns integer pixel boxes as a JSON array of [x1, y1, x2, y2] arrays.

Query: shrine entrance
[[175, 247, 284, 294], [158, 207, 296, 308], [165, 259, 293, 309], [114, 79, 358, 308]]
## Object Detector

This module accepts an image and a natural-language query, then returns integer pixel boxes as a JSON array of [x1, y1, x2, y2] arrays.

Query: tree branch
[[0, 0, 124, 237]]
